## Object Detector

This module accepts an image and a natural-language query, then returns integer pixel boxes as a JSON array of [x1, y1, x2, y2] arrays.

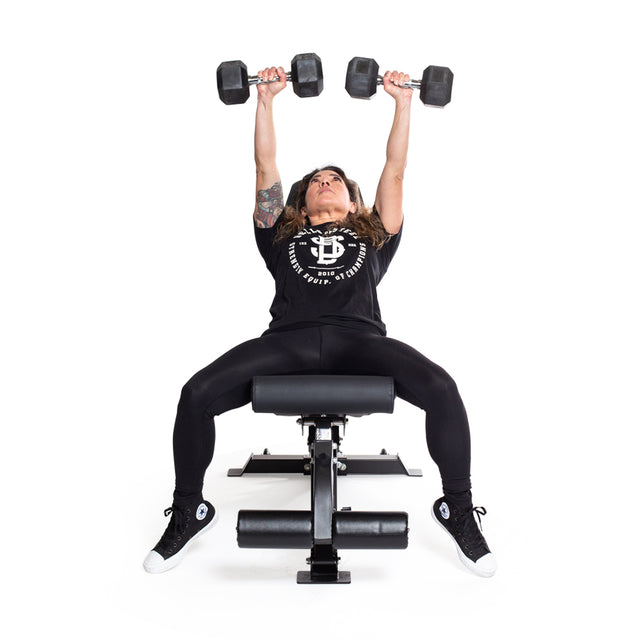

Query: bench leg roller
[[334, 511, 408, 549], [237, 510, 312, 548], [237, 510, 408, 549]]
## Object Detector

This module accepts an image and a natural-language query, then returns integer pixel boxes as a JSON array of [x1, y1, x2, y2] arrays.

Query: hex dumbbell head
[[216, 60, 250, 105], [345, 57, 379, 99], [290, 53, 324, 98], [419, 66, 454, 106]]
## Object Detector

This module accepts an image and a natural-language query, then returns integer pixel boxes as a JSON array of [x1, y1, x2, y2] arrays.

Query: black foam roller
[[237, 509, 408, 550], [237, 510, 312, 548], [334, 511, 408, 549]]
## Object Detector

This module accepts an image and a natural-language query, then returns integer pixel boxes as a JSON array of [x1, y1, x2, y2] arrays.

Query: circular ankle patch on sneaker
[[196, 503, 208, 521], [439, 502, 450, 519]]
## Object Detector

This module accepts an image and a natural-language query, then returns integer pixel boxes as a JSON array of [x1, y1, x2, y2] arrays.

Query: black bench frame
[[230, 375, 422, 584]]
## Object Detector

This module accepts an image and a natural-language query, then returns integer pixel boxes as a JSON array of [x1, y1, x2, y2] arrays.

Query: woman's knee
[[428, 367, 461, 399], [403, 365, 463, 411], [178, 366, 252, 419], [177, 376, 216, 420]]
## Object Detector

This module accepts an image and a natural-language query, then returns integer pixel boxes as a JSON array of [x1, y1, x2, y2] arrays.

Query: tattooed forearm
[[254, 181, 284, 228]]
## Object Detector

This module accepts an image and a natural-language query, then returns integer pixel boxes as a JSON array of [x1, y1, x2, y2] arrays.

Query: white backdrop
[[2, 1, 638, 638]]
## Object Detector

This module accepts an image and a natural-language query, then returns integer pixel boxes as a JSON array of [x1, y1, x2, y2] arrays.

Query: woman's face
[[303, 170, 357, 219]]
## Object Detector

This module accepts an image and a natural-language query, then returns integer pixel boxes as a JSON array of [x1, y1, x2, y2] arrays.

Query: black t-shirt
[[255, 216, 402, 335]]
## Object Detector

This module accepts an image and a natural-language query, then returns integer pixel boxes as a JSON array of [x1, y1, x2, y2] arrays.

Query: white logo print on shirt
[[310, 236, 345, 265], [288, 227, 367, 286]]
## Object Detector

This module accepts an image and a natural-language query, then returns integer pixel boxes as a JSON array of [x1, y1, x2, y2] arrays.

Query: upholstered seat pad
[[252, 375, 395, 416]]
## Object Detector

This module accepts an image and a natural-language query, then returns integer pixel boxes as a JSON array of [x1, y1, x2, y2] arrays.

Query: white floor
[[10, 400, 633, 640]]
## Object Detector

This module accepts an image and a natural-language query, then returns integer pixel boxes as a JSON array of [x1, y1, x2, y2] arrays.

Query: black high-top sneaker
[[432, 496, 497, 577], [143, 500, 217, 573]]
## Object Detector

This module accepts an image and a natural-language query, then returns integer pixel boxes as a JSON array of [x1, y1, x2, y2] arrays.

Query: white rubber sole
[[431, 507, 497, 578], [143, 509, 219, 574]]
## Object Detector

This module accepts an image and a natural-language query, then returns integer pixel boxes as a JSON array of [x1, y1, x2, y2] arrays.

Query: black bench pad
[[252, 375, 395, 416]]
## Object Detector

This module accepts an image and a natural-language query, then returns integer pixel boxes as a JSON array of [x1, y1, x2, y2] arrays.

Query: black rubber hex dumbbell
[[217, 53, 324, 105], [345, 57, 453, 107]]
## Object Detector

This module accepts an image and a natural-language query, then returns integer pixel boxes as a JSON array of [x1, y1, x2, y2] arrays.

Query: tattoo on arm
[[254, 181, 284, 228]]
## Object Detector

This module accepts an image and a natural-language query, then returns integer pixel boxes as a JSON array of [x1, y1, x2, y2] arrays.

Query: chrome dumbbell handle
[[248, 72, 293, 86], [375, 75, 422, 90]]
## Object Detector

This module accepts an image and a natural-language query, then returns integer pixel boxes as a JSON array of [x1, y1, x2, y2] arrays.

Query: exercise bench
[[229, 375, 422, 583]]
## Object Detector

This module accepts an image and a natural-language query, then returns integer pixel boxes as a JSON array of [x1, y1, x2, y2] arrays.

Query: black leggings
[[172, 325, 471, 502]]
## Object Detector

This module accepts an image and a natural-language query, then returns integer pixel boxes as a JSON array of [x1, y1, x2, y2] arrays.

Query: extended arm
[[374, 71, 413, 235], [254, 67, 287, 228]]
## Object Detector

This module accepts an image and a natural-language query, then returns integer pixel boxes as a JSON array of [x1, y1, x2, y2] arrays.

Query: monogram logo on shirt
[[288, 227, 366, 286], [310, 236, 345, 265]]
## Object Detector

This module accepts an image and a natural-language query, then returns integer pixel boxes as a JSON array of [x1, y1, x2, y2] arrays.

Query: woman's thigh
[[321, 327, 460, 410], [182, 327, 323, 416]]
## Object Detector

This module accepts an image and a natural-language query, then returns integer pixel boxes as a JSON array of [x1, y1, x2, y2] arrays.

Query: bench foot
[[297, 570, 351, 584]]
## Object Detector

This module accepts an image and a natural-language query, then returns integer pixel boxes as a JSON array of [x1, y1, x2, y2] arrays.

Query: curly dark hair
[[274, 166, 391, 249]]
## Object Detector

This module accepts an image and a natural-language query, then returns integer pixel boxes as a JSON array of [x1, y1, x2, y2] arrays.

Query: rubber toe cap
[[143, 550, 166, 574], [475, 552, 497, 577]]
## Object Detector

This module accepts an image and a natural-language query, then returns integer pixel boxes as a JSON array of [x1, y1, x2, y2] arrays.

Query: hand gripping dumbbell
[[345, 57, 453, 106], [216, 53, 324, 105]]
